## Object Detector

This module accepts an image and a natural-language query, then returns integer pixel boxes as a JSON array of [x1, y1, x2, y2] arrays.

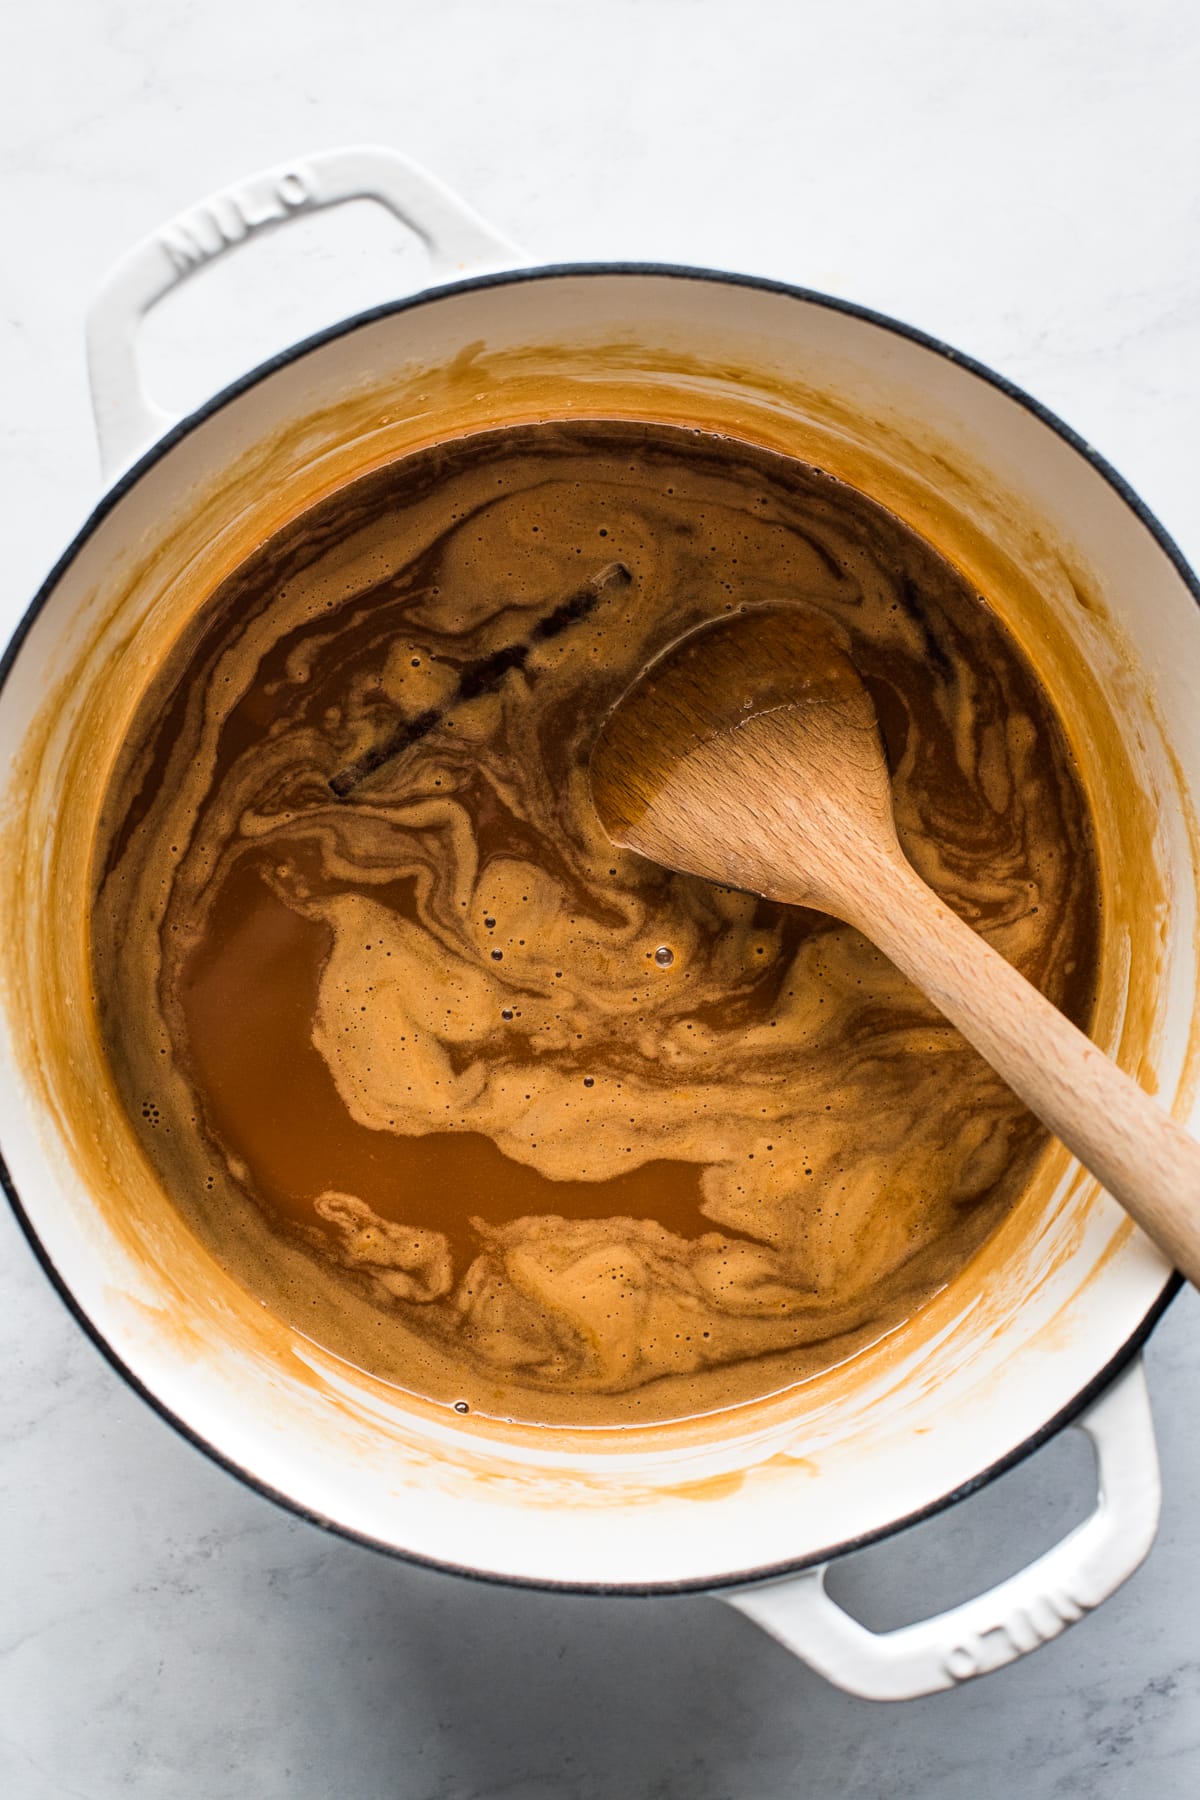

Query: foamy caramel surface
[[90, 420, 1100, 1425]]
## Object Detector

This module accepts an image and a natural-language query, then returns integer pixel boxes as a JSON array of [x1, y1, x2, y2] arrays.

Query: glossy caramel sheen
[[90, 421, 1100, 1425]]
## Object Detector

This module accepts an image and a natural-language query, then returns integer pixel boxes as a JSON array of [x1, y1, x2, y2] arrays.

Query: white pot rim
[[3, 259, 1191, 1595]]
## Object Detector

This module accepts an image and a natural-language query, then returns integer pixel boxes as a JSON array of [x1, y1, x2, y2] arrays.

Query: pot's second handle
[[724, 1354, 1159, 1702], [85, 145, 521, 479]]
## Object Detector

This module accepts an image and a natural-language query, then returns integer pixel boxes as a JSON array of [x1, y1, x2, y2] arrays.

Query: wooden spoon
[[590, 605, 1200, 1285]]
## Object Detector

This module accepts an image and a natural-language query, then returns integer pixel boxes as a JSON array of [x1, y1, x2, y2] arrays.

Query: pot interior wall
[[0, 271, 1194, 1586]]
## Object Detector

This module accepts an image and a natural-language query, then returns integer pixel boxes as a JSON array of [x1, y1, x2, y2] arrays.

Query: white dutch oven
[[2, 147, 1197, 1702]]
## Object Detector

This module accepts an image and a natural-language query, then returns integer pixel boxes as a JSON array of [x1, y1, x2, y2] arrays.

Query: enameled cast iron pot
[[3, 147, 1198, 1701]]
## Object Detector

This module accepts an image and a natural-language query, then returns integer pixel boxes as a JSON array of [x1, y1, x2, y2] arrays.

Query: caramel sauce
[[182, 856, 711, 1263], [91, 420, 1101, 1424]]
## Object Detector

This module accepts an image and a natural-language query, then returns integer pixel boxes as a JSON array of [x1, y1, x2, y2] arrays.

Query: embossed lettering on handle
[[86, 146, 521, 479], [724, 1354, 1160, 1702], [158, 166, 317, 273], [942, 1584, 1088, 1682]]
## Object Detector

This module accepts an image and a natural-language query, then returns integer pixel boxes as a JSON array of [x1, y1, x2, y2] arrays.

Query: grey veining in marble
[[2, 2, 1200, 1794]]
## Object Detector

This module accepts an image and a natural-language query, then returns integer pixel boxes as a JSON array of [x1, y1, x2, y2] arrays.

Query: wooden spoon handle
[[852, 855, 1200, 1285]]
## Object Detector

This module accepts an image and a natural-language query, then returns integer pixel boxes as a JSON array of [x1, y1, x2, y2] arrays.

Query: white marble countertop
[[3, 2, 1200, 1794]]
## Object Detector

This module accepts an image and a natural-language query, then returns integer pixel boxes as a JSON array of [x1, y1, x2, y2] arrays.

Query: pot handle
[[85, 145, 521, 480], [723, 1353, 1160, 1701]]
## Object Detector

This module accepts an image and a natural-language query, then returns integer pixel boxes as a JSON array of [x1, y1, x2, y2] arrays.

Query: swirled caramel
[[90, 421, 1100, 1425]]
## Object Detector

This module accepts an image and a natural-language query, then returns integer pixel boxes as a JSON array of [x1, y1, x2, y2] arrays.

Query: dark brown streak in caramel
[[329, 561, 632, 797]]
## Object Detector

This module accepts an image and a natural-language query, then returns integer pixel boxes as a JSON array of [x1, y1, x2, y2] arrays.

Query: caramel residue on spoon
[[590, 604, 891, 904]]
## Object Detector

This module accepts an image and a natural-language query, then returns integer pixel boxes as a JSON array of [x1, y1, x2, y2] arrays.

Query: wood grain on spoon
[[590, 604, 1200, 1286]]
